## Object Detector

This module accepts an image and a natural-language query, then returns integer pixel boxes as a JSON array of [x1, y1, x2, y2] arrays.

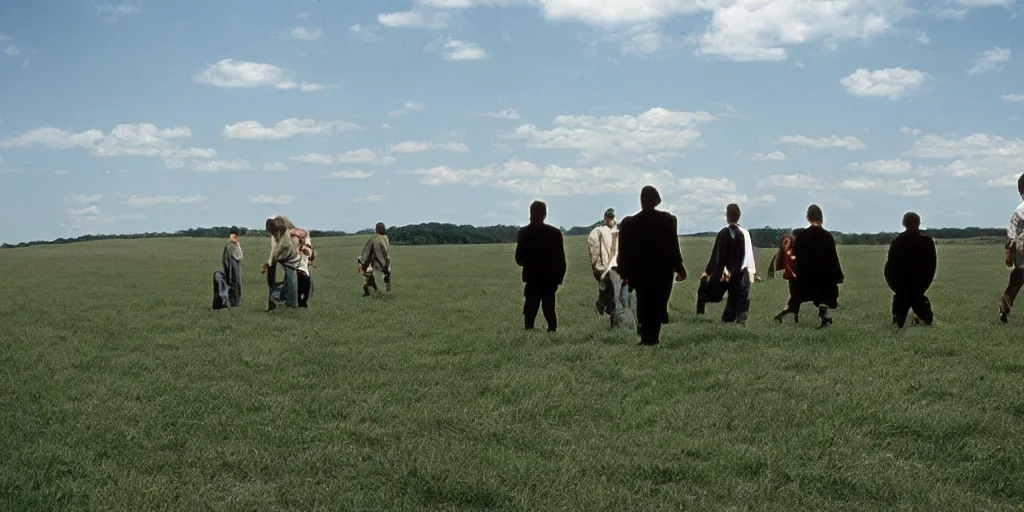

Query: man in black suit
[[514, 201, 567, 332], [617, 186, 687, 345], [884, 212, 936, 328]]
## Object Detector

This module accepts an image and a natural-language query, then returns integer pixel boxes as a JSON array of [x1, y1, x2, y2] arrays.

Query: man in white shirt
[[1000, 175, 1024, 322], [588, 208, 634, 329]]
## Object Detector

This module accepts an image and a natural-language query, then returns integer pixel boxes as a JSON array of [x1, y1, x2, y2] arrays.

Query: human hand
[[674, 271, 685, 282], [260, 263, 269, 274]]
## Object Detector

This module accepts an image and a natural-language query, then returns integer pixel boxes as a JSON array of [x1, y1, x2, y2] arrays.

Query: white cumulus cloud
[[442, 39, 487, 60], [192, 59, 327, 91], [64, 194, 103, 204], [1003, 93, 1024, 103], [388, 141, 470, 153], [291, 149, 396, 166], [777, 135, 867, 150], [759, 174, 828, 189], [900, 126, 922, 136], [379, 10, 450, 28], [750, 151, 786, 161], [0, 123, 216, 161], [846, 159, 912, 174], [516, 107, 715, 159], [841, 67, 927, 100], [262, 162, 288, 172], [223, 118, 360, 140]]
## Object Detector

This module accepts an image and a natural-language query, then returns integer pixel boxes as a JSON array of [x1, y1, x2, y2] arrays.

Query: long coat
[[617, 209, 686, 287], [793, 225, 844, 308]]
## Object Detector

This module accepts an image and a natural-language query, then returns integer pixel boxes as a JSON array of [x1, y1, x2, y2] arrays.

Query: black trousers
[[635, 280, 673, 343], [722, 271, 751, 323], [892, 291, 932, 326], [298, 272, 312, 307], [784, 279, 802, 314], [524, 282, 558, 332]]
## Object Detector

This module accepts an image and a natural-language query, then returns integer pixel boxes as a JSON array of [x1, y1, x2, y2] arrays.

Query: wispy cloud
[[331, 170, 374, 179], [93, 2, 141, 22], [287, 26, 325, 41], [353, 194, 386, 203], [968, 47, 1011, 75], [250, 194, 296, 205], [476, 109, 520, 120], [126, 194, 206, 207], [388, 101, 425, 117]]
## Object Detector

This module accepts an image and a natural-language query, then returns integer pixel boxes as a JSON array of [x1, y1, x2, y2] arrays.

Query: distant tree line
[[0, 223, 1008, 249]]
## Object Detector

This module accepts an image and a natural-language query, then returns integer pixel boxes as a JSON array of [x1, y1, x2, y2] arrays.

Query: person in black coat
[[792, 204, 844, 329], [884, 212, 936, 328], [702, 204, 750, 325], [514, 201, 567, 332], [617, 186, 687, 345]]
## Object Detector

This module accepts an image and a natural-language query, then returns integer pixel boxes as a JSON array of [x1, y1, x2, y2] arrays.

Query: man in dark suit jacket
[[885, 212, 936, 328], [617, 186, 687, 345], [793, 204, 844, 329], [514, 201, 567, 332]]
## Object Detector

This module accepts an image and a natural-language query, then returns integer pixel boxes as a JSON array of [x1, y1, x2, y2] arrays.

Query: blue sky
[[1, 0, 1023, 244]]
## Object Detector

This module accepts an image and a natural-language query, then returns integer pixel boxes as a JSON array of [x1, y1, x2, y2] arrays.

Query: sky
[[1, 0, 1023, 244]]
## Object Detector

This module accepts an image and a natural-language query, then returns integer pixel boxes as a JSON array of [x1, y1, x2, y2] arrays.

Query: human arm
[[514, 228, 526, 267], [669, 215, 686, 280], [587, 229, 603, 272], [555, 230, 567, 285], [923, 237, 937, 291]]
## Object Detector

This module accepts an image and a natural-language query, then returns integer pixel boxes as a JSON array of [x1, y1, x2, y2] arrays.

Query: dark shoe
[[1000, 312, 1009, 323], [774, 311, 786, 323], [817, 317, 833, 329], [794, 313, 799, 323], [267, 298, 277, 312]]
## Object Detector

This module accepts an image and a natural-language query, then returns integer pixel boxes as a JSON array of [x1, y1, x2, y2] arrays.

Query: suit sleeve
[[618, 222, 631, 279], [515, 228, 526, 267], [587, 229, 602, 270], [884, 239, 896, 291], [669, 215, 684, 270], [555, 231, 567, 284], [923, 237, 937, 291]]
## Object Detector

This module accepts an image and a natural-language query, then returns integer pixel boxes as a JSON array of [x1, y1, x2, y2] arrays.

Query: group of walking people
[[212, 174, 1024, 339], [212, 215, 393, 311], [514, 184, 945, 345]]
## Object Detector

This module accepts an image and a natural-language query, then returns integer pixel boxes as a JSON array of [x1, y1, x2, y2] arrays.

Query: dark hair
[[902, 212, 921, 230], [1017, 174, 1024, 196], [726, 203, 741, 224], [530, 200, 547, 221], [640, 186, 661, 210], [807, 204, 824, 224], [375, 222, 386, 235], [229, 226, 240, 236]]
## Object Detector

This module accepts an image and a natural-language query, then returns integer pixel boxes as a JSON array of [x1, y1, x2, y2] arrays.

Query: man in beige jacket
[[588, 208, 634, 329]]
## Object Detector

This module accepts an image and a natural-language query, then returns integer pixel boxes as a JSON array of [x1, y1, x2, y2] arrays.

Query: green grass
[[2, 235, 1023, 511]]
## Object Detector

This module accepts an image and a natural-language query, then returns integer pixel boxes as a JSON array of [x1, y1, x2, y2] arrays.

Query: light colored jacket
[[1008, 201, 1024, 268], [297, 234, 314, 276], [587, 225, 617, 281]]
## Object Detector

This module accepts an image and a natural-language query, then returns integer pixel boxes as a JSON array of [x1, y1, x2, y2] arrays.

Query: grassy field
[[2, 235, 1023, 511]]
